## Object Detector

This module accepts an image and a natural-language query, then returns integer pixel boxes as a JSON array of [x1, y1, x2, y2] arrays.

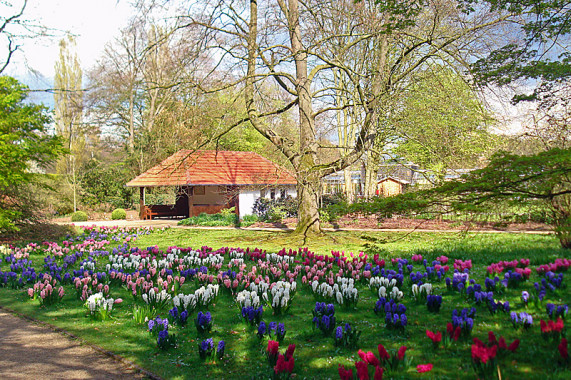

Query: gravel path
[[0, 309, 150, 379]]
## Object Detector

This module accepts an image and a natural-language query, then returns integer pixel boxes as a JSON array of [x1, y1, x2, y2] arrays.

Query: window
[[270, 189, 276, 200], [280, 189, 286, 198], [260, 189, 266, 198]]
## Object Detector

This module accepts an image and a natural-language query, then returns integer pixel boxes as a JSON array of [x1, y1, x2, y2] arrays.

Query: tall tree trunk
[[287, 0, 321, 234]]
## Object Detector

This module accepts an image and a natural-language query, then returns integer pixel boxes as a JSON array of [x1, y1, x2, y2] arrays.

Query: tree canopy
[[0, 76, 63, 231]]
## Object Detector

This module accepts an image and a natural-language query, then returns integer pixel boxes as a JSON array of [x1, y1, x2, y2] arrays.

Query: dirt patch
[[247, 215, 551, 232], [0, 309, 151, 379]]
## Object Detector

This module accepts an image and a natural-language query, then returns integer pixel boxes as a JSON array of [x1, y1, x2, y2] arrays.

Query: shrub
[[111, 208, 127, 220], [240, 214, 259, 227], [252, 196, 297, 221], [71, 211, 88, 222], [178, 211, 238, 227], [267, 205, 286, 223]]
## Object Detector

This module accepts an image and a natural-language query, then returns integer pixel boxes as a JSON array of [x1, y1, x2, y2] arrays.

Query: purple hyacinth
[[335, 326, 343, 340], [217, 340, 225, 358], [258, 321, 266, 337]]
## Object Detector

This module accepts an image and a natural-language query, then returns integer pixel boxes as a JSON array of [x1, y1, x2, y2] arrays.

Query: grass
[[0, 228, 570, 379]]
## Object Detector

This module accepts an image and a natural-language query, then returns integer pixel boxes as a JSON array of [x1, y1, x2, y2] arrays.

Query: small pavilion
[[126, 150, 297, 219]]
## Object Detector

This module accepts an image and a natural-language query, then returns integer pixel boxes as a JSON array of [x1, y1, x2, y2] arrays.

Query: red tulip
[[267, 340, 279, 355], [285, 344, 296, 360], [355, 361, 370, 380], [498, 337, 507, 350], [507, 339, 520, 352], [377, 344, 390, 361], [488, 331, 497, 345], [338, 364, 353, 380], [397, 346, 407, 361], [373, 365, 384, 380], [559, 338, 569, 359], [363, 351, 379, 367], [417, 364, 433, 373]]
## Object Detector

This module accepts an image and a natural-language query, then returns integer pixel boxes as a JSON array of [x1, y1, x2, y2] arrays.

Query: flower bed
[[0, 227, 569, 379]]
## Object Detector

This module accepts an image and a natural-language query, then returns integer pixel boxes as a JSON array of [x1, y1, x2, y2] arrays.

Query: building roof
[[126, 150, 297, 187], [378, 176, 411, 185]]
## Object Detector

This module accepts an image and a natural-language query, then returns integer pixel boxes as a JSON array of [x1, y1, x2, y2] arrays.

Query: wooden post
[[234, 185, 240, 218], [188, 186, 194, 217], [139, 187, 145, 219]]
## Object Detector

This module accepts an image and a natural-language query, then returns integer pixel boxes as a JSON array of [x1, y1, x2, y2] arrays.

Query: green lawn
[[0, 228, 569, 379]]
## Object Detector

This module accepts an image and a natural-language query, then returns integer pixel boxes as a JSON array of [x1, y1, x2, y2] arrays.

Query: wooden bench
[[143, 205, 180, 220]]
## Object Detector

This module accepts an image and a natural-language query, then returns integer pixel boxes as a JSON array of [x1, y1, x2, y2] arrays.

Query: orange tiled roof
[[126, 150, 297, 187]]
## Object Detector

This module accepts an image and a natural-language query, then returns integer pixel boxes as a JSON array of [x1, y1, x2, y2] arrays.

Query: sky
[[2, 0, 536, 133], [4, 0, 134, 98]]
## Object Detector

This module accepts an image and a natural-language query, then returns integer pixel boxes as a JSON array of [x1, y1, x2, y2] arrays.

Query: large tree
[[391, 66, 497, 183], [180, 0, 518, 235], [54, 34, 84, 212], [0, 76, 63, 232]]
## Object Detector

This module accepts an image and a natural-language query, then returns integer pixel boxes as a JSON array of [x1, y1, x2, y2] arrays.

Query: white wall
[[238, 186, 297, 218], [238, 188, 259, 218]]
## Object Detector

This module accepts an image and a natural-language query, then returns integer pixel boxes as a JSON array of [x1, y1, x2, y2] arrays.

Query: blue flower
[[335, 326, 343, 340], [217, 340, 225, 357], [258, 321, 266, 337]]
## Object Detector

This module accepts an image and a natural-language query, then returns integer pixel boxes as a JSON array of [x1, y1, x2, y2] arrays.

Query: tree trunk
[[295, 171, 321, 235], [344, 168, 354, 203], [287, 0, 321, 235]]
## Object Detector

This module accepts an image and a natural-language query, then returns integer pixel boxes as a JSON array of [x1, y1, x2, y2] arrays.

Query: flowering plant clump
[[546, 303, 568, 320], [312, 302, 335, 318], [157, 329, 177, 350], [195, 284, 219, 309], [373, 343, 410, 371], [236, 289, 263, 310], [142, 288, 171, 310], [521, 290, 530, 306], [334, 323, 361, 348], [198, 338, 214, 359], [242, 305, 264, 325], [172, 293, 197, 314], [471, 332, 519, 379], [450, 308, 476, 340], [511, 311, 533, 330], [267, 340, 280, 367], [27, 274, 65, 306], [426, 294, 442, 313], [470, 338, 498, 379], [540, 318, 565, 341], [313, 313, 336, 336], [197, 338, 224, 360], [426, 329, 442, 349], [501, 270, 528, 288], [409, 271, 427, 285], [536, 258, 571, 275], [195, 311, 213, 335], [269, 281, 296, 315], [272, 343, 295, 380], [411, 283, 432, 302], [259, 321, 287, 343], [486, 298, 510, 315], [446, 271, 469, 293], [168, 306, 189, 327], [336, 277, 359, 308], [84, 292, 117, 320], [148, 316, 169, 335], [374, 297, 406, 318]]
